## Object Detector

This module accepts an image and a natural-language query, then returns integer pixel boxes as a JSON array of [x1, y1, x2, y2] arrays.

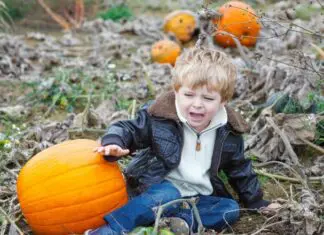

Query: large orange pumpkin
[[213, 1, 261, 47], [151, 39, 181, 66], [163, 10, 198, 43], [17, 139, 128, 235]]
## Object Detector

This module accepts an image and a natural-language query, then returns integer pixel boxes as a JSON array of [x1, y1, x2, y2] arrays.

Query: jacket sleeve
[[223, 135, 270, 209], [101, 109, 152, 161]]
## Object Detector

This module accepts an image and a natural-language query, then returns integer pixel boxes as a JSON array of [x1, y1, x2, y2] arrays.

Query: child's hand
[[266, 202, 281, 210], [94, 145, 130, 157], [260, 202, 281, 216]]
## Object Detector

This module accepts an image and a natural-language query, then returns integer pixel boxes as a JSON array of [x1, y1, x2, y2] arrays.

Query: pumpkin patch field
[[0, 0, 323, 234]]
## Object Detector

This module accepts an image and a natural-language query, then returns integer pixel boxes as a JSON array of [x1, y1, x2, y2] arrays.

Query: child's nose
[[193, 98, 203, 108]]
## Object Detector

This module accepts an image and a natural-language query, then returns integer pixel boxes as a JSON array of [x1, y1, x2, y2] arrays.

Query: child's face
[[175, 85, 225, 132]]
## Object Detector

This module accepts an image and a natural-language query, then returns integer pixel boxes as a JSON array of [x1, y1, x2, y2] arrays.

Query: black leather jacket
[[101, 92, 269, 209]]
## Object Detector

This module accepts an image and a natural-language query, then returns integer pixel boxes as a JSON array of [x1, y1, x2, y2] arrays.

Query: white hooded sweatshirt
[[165, 99, 228, 197]]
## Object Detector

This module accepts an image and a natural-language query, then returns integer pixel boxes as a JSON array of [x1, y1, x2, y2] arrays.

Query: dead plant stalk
[[0, 207, 24, 235], [265, 116, 300, 165], [37, 0, 85, 31]]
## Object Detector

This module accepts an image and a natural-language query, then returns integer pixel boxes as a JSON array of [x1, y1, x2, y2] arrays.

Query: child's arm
[[223, 135, 270, 209], [100, 109, 151, 159]]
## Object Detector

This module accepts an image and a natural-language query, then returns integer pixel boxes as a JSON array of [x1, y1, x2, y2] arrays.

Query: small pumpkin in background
[[212, 1, 261, 47], [151, 39, 181, 66], [163, 10, 198, 43], [17, 139, 128, 235]]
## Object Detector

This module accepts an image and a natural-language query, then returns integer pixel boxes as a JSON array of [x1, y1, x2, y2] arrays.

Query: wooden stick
[[0, 219, 8, 235], [131, 99, 137, 119], [37, 0, 71, 31], [64, 8, 78, 27], [298, 136, 324, 154], [310, 43, 324, 60], [254, 169, 300, 183], [75, 0, 85, 27], [213, 30, 253, 68], [255, 169, 323, 183], [250, 220, 287, 235], [153, 198, 204, 235]]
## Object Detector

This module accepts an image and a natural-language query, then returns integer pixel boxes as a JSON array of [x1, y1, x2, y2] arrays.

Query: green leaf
[[218, 170, 228, 184], [0, 139, 10, 150], [159, 229, 175, 235], [128, 227, 175, 235], [129, 226, 154, 235], [59, 96, 68, 109]]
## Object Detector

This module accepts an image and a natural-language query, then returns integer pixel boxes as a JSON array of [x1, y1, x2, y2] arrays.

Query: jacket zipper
[[188, 123, 222, 152], [196, 134, 201, 151]]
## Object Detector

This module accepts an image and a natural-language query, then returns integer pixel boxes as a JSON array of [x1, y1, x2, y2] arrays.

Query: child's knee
[[139, 181, 181, 205], [222, 199, 240, 224]]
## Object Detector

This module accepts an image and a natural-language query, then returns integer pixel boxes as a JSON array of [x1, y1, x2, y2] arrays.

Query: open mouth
[[189, 112, 204, 120]]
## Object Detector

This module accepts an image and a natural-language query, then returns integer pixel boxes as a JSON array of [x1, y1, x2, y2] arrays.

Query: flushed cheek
[[182, 107, 191, 116]]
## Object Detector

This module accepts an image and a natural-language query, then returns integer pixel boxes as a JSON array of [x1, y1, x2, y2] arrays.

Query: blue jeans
[[104, 180, 239, 233]]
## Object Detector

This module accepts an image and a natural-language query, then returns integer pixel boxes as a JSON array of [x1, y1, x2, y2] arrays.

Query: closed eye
[[184, 93, 194, 97], [204, 96, 215, 101]]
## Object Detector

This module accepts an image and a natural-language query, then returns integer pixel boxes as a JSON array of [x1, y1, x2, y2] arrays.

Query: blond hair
[[172, 47, 236, 102]]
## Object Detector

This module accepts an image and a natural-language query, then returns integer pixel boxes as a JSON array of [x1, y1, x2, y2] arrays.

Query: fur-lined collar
[[148, 91, 250, 133]]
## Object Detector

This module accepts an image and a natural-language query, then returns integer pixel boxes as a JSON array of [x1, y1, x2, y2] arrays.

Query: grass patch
[[0, 120, 26, 153], [0, 0, 11, 31], [307, 92, 324, 114], [116, 98, 133, 111], [98, 4, 133, 22], [25, 68, 118, 114], [1, 0, 32, 20], [295, 4, 324, 21], [315, 120, 324, 146]]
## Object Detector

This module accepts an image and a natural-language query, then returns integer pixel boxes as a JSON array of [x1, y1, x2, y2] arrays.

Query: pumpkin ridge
[[23, 189, 127, 225], [21, 175, 124, 208], [19, 161, 114, 201], [21, 146, 100, 175], [27, 201, 121, 226]]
